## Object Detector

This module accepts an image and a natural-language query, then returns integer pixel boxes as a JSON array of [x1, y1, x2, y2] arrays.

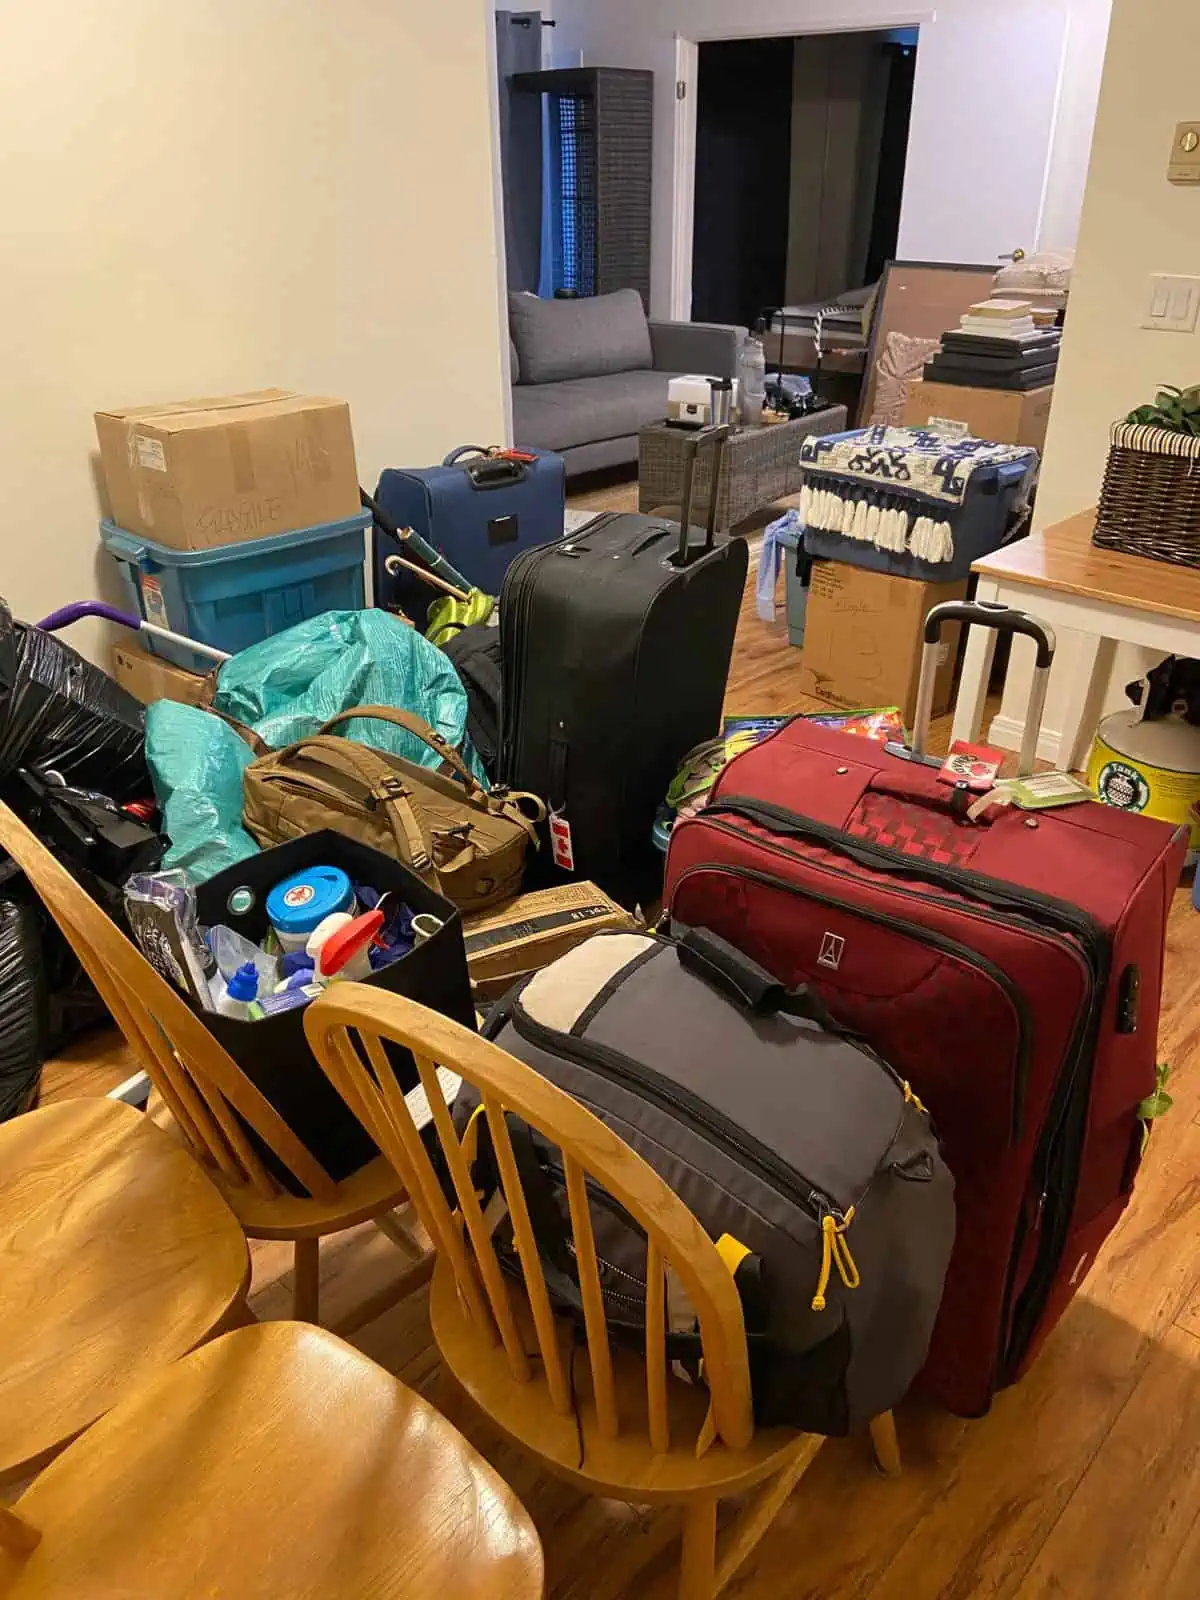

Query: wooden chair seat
[[215, 1152, 407, 1239], [431, 1256, 813, 1504], [0, 1322, 544, 1600], [0, 801, 429, 1329], [0, 1098, 249, 1487]]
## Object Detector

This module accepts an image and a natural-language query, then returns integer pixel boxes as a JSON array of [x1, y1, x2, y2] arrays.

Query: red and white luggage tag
[[549, 811, 575, 872]]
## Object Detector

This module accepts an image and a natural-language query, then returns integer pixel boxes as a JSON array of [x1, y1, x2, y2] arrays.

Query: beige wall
[[0, 0, 508, 663], [995, 0, 1200, 755]]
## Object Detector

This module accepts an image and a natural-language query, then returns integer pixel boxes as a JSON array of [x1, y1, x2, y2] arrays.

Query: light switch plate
[[1168, 122, 1200, 184], [1142, 274, 1200, 333]]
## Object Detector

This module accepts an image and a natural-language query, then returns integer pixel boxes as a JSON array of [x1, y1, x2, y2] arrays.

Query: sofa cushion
[[509, 290, 652, 385], [513, 369, 676, 453], [509, 337, 520, 384]]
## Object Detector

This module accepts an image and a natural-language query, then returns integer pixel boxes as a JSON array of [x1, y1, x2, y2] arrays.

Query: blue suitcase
[[373, 445, 566, 616]]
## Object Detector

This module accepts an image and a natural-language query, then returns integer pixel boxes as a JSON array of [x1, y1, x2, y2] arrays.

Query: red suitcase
[[663, 600, 1185, 1416]]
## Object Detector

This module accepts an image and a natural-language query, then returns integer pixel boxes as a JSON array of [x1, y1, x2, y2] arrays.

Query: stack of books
[[923, 299, 1062, 391]]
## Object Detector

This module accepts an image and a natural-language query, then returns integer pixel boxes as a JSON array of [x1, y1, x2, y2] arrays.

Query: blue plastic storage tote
[[101, 512, 370, 673], [797, 426, 1038, 583]]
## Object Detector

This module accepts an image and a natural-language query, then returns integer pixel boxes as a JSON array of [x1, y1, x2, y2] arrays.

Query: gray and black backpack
[[460, 927, 955, 1436]]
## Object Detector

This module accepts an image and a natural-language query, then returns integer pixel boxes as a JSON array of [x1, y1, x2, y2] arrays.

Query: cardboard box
[[112, 643, 212, 707], [902, 380, 1054, 453], [95, 389, 360, 551], [798, 562, 967, 725], [463, 882, 641, 1001]]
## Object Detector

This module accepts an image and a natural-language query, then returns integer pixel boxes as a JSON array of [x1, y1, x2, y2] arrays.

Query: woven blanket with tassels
[[797, 426, 1035, 565]]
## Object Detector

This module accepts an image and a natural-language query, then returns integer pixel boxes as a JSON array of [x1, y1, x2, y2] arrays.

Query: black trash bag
[[0, 896, 48, 1120], [0, 598, 149, 800]]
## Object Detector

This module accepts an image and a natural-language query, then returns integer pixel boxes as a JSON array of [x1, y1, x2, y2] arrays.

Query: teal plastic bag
[[214, 610, 487, 782], [146, 701, 260, 883]]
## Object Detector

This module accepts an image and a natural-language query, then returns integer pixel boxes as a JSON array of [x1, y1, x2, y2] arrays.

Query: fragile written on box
[[95, 389, 360, 553], [798, 561, 966, 726]]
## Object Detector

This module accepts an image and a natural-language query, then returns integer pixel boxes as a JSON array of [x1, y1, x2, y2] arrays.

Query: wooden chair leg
[[0, 1505, 41, 1557], [869, 1410, 902, 1479], [713, 1435, 823, 1594], [374, 1207, 421, 1253], [678, 1498, 717, 1600], [292, 1237, 321, 1324]]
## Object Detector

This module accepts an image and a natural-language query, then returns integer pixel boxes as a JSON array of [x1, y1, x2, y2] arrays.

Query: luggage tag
[[937, 739, 1005, 793], [968, 770, 1094, 822], [549, 811, 575, 872]]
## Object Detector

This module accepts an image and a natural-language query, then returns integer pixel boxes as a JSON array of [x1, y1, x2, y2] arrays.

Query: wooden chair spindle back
[[0, 800, 336, 1203], [304, 983, 756, 1455]]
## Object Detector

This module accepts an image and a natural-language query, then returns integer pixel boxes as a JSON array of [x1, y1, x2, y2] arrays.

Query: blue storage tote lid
[[266, 866, 356, 937], [100, 511, 370, 568]]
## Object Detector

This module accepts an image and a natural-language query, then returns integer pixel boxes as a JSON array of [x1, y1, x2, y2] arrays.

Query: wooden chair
[[0, 1096, 249, 1488], [0, 800, 426, 1328], [0, 1321, 544, 1599], [304, 986, 902, 1600]]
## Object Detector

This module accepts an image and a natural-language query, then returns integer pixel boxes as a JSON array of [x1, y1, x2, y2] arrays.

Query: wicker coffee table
[[638, 405, 848, 532]]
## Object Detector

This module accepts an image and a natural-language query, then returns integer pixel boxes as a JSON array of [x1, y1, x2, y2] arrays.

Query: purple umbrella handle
[[36, 600, 142, 634]]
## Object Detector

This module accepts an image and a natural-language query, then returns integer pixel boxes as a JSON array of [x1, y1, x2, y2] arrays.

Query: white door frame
[[669, 8, 936, 321]]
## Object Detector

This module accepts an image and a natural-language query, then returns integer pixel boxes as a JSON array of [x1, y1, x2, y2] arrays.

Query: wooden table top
[[972, 509, 1200, 625]]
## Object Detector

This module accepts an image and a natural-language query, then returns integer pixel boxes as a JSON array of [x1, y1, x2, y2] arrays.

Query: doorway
[[690, 29, 918, 329]]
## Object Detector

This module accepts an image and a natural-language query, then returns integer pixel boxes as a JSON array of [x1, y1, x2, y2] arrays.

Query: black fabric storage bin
[[196, 831, 474, 1195]]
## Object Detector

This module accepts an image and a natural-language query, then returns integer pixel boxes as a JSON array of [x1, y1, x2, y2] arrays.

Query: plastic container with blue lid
[[101, 510, 370, 674], [267, 866, 356, 951]]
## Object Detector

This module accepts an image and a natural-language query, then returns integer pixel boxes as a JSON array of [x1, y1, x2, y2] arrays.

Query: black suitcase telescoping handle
[[910, 600, 1056, 777], [675, 423, 732, 567]]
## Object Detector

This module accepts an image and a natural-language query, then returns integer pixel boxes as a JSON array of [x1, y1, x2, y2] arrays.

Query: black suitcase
[[498, 426, 747, 900]]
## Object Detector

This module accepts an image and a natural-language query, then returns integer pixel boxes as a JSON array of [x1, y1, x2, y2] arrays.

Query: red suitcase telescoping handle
[[908, 600, 1056, 778]]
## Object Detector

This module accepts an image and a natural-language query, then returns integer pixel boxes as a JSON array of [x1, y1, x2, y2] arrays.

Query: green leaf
[[1139, 1062, 1175, 1123], [1139, 1089, 1175, 1119]]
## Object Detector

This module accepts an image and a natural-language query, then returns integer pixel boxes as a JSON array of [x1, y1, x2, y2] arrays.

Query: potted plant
[[1126, 384, 1200, 435], [1093, 382, 1200, 565]]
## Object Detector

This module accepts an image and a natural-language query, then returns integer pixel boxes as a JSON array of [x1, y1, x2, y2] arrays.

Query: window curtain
[[495, 10, 544, 293]]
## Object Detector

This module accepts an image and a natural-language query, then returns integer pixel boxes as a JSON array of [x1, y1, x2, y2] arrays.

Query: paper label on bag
[[135, 434, 167, 471], [550, 812, 575, 872]]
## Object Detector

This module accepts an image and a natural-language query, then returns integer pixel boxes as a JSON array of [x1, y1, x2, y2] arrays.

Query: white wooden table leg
[[951, 579, 1002, 748], [1055, 633, 1115, 772]]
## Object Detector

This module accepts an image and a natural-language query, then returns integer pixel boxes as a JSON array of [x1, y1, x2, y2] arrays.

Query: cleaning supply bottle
[[306, 912, 355, 978], [316, 909, 386, 983], [215, 961, 259, 1020]]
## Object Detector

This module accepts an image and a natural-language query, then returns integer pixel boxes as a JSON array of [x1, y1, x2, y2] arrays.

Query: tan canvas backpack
[[242, 706, 544, 913]]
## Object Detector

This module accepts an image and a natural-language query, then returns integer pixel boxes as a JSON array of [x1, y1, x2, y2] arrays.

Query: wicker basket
[[1093, 420, 1200, 566]]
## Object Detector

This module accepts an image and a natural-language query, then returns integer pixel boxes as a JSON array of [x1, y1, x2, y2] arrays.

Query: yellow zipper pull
[[811, 1204, 860, 1311]]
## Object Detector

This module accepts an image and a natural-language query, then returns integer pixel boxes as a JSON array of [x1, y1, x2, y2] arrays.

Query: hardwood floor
[[33, 478, 1200, 1596]]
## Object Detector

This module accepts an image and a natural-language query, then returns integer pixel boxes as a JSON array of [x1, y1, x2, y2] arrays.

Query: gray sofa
[[509, 289, 745, 475]]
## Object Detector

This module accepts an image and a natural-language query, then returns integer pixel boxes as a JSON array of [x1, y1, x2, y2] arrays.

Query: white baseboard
[[986, 712, 1065, 766]]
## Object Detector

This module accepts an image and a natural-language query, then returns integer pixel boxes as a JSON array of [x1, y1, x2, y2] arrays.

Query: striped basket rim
[[1110, 420, 1200, 459]]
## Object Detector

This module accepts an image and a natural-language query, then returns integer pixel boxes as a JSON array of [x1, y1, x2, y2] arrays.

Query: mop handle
[[34, 601, 232, 663]]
